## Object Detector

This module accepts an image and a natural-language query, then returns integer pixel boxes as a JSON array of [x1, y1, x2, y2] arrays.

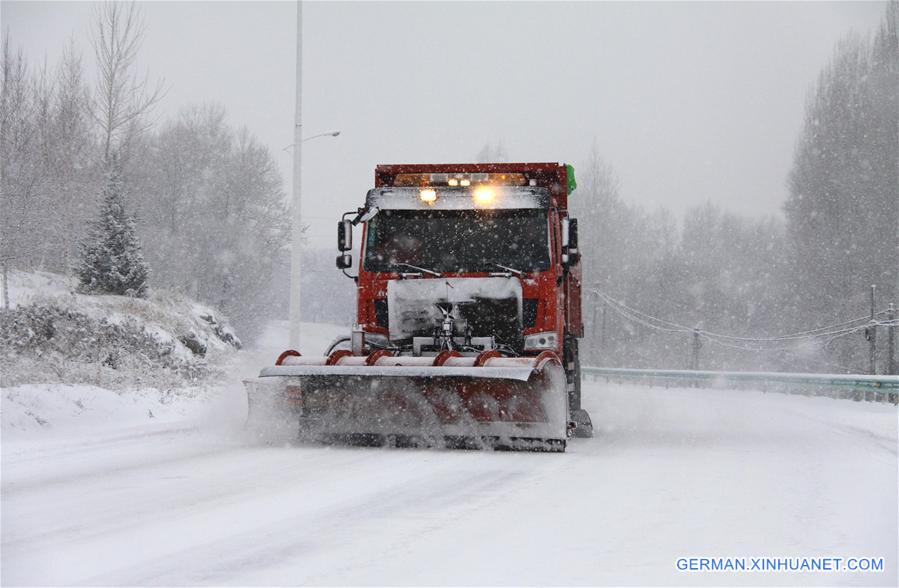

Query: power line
[[590, 287, 894, 346], [700, 320, 874, 344], [698, 323, 869, 353], [701, 312, 885, 342], [594, 291, 692, 333], [600, 296, 691, 334]]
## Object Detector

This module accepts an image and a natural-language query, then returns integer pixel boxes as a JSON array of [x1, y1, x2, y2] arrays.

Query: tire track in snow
[[79, 457, 545, 585], [1, 444, 385, 584]]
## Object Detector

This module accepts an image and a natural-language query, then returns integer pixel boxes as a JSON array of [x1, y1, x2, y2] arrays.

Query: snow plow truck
[[247, 162, 593, 451]]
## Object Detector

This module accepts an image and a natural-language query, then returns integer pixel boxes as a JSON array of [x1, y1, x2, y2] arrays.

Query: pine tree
[[75, 157, 149, 297]]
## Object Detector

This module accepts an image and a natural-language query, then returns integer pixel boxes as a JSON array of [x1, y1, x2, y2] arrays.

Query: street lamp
[[303, 130, 341, 142], [282, 130, 342, 151]]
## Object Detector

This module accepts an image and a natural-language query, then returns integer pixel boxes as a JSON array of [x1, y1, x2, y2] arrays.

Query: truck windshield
[[364, 209, 550, 273]]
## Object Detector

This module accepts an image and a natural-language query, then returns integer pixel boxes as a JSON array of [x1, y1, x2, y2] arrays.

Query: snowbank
[[0, 270, 241, 389], [2, 383, 203, 436], [1, 318, 348, 441]]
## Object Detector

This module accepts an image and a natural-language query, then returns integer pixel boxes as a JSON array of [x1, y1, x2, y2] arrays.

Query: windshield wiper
[[395, 262, 442, 277], [492, 263, 523, 277]]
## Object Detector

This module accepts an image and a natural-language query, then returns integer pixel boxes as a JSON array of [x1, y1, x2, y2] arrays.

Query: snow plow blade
[[245, 351, 568, 451]]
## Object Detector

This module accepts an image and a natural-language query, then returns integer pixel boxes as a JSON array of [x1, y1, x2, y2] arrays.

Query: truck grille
[[374, 299, 389, 328], [457, 297, 522, 350]]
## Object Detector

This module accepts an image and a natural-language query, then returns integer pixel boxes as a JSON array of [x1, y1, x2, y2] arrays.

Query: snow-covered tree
[[75, 156, 149, 297], [44, 42, 99, 272], [129, 103, 288, 338], [1, 37, 42, 296], [784, 2, 898, 355], [1, 36, 101, 284], [571, 142, 791, 371]]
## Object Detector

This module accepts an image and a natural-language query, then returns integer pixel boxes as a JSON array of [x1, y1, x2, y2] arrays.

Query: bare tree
[[0, 37, 40, 307], [48, 41, 98, 271], [90, 1, 165, 162]]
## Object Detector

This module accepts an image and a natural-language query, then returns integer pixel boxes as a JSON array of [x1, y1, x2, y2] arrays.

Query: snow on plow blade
[[245, 352, 568, 451]]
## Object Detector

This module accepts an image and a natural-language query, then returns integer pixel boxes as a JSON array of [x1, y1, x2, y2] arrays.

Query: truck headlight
[[472, 186, 495, 205], [419, 188, 437, 204], [524, 331, 557, 350]]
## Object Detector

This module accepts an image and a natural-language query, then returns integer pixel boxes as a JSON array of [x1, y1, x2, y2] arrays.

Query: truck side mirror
[[336, 253, 352, 269], [561, 218, 580, 267], [568, 218, 580, 265], [337, 220, 353, 252]]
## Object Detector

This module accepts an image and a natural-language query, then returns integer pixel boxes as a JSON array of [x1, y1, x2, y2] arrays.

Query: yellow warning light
[[472, 186, 495, 206], [419, 188, 438, 204]]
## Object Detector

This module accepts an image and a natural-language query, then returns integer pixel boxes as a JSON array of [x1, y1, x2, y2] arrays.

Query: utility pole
[[601, 302, 607, 349], [1, 259, 8, 309], [289, 0, 304, 349], [691, 327, 701, 371], [888, 302, 896, 375], [868, 284, 877, 375]]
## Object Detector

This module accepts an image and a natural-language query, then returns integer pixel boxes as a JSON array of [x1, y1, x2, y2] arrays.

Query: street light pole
[[289, 0, 304, 350]]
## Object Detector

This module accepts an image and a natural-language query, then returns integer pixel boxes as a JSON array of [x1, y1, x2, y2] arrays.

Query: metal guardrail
[[582, 367, 899, 405]]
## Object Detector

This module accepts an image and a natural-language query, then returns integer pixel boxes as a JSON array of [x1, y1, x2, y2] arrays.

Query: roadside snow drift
[[1, 270, 240, 390]]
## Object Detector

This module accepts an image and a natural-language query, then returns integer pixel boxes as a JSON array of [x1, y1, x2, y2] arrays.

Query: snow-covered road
[[2, 324, 896, 586]]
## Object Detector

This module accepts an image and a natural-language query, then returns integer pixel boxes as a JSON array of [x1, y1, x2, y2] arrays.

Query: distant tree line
[[783, 1, 898, 367], [1, 3, 288, 340], [572, 2, 897, 374]]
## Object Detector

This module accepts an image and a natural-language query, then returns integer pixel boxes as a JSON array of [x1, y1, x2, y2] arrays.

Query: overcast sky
[[3, 1, 888, 247]]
